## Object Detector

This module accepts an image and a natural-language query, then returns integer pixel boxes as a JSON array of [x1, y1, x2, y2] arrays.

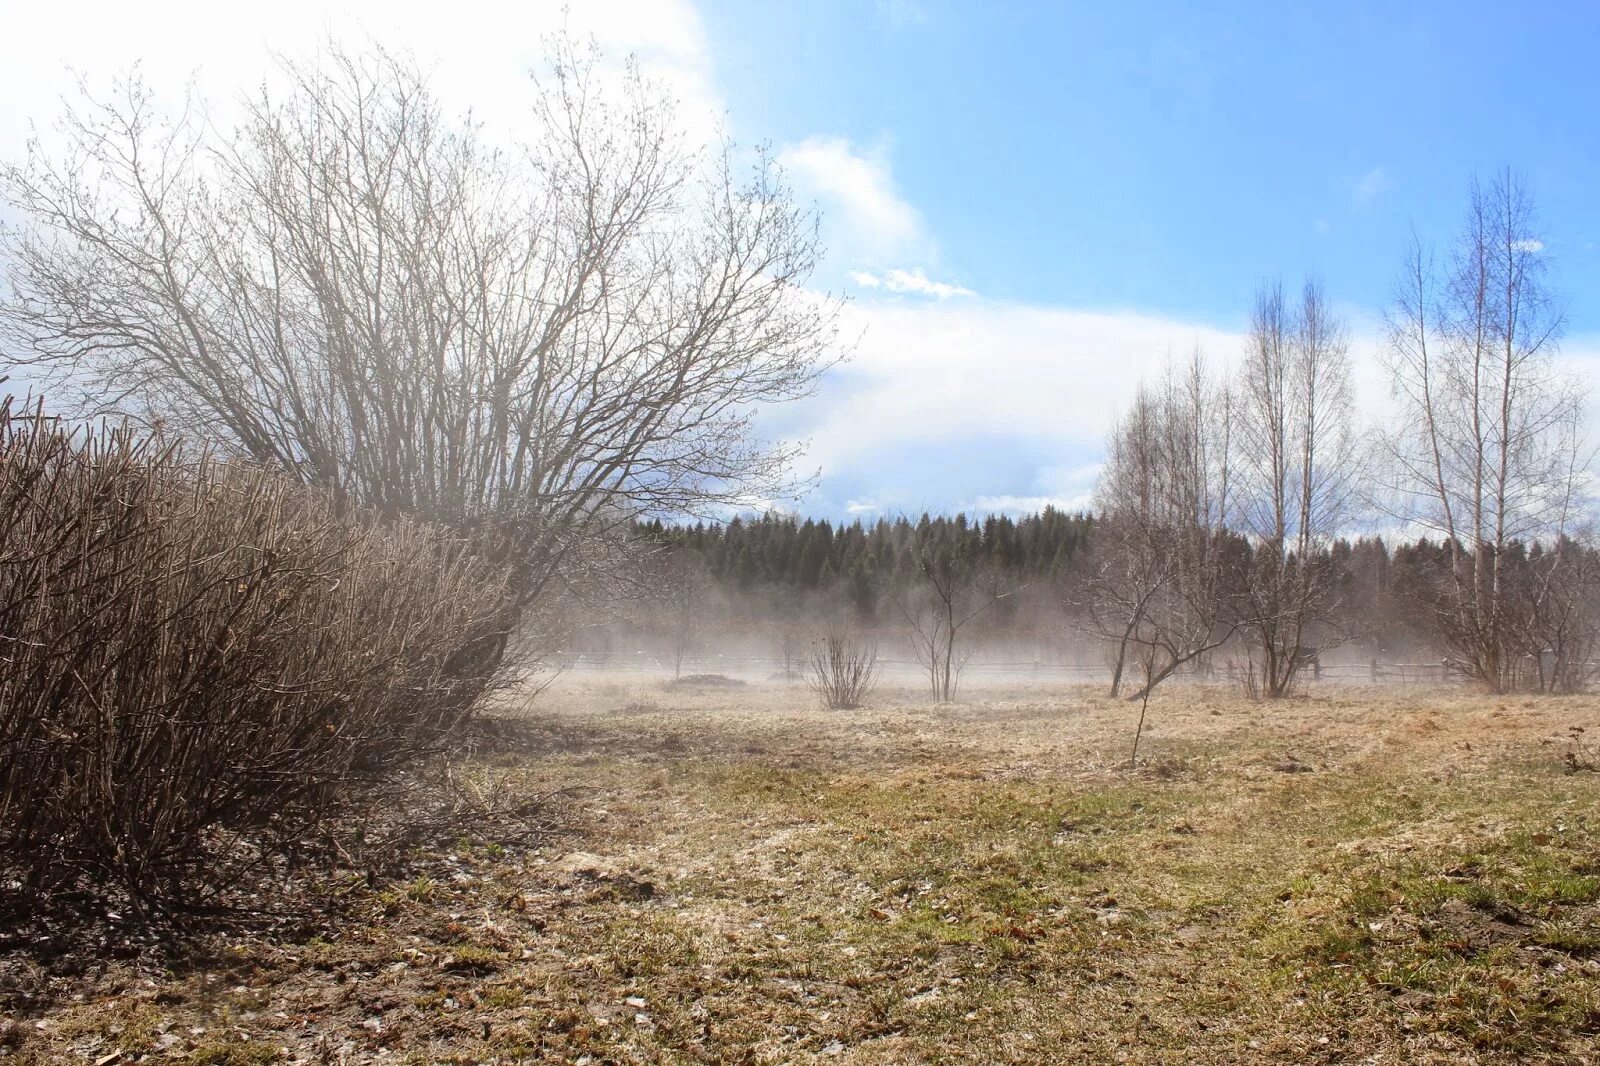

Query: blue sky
[[692, 1, 1600, 520], [706, 1, 1600, 319], [4, 0, 1599, 522]]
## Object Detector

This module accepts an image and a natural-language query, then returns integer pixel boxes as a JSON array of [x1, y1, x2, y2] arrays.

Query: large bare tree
[[1383, 171, 1587, 691], [0, 40, 836, 621], [1233, 277, 1359, 697]]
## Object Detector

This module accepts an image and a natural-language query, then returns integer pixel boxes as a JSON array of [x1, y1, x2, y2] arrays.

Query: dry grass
[[5, 678, 1600, 1064]]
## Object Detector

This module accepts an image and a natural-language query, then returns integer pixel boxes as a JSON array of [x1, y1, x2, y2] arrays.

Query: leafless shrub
[[656, 547, 718, 681], [897, 533, 1022, 702], [0, 400, 515, 916], [806, 627, 878, 709], [1564, 726, 1598, 774], [1233, 652, 1266, 701], [778, 625, 806, 683], [1505, 538, 1600, 692]]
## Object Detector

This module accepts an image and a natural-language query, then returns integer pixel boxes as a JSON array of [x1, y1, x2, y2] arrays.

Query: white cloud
[[778, 136, 929, 265], [850, 267, 975, 299], [788, 295, 1600, 520], [792, 299, 1250, 478], [845, 500, 881, 515], [1514, 238, 1546, 253], [878, 0, 930, 26], [1352, 166, 1392, 208], [1032, 462, 1103, 505], [777, 299, 1424, 519], [0, 0, 720, 164], [968, 494, 1091, 516]]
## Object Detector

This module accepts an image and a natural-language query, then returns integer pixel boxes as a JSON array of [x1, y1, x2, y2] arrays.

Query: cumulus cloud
[[776, 298, 1414, 520], [850, 267, 975, 299], [790, 301, 1600, 521], [1514, 238, 1546, 253], [845, 500, 882, 515], [778, 136, 930, 265], [792, 299, 1248, 480]]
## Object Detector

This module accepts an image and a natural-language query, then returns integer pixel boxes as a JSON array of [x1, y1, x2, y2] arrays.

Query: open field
[[6, 679, 1600, 1064]]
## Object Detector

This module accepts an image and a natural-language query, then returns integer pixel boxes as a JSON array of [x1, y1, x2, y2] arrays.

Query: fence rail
[[546, 650, 1467, 686]]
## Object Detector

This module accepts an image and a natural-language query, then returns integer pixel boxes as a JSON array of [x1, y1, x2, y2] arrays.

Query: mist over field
[[5, 3, 1600, 1063]]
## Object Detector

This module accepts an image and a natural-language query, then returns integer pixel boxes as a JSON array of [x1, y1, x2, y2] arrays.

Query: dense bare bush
[[0, 401, 514, 914], [805, 628, 878, 709], [1409, 535, 1600, 693], [1517, 540, 1600, 692]]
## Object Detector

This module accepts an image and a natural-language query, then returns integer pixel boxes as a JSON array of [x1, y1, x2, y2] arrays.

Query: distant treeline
[[629, 510, 1488, 658], [635, 509, 1094, 590]]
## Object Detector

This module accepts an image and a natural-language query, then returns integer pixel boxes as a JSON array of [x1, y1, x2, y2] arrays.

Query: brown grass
[[5, 678, 1600, 1064]]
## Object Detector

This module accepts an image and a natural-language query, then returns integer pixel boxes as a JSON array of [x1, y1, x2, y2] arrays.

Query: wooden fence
[[545, 651, 1463, 686]]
